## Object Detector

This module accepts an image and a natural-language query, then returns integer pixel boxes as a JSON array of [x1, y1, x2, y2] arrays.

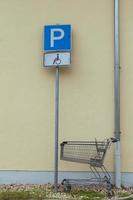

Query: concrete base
[[0, 171, 132, 187]]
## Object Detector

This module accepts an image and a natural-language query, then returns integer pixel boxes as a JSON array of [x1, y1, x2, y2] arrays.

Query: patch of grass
[[0, 188, 114, 200], [118, 192, 130, 197], [0, 190, 48, 200], [0, 191, 31, 200], [117, 191, 131, 197], [71, 190, 106, 200]]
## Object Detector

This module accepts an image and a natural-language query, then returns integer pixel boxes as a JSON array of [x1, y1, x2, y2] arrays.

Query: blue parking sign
[[44, 24, 71, 52]]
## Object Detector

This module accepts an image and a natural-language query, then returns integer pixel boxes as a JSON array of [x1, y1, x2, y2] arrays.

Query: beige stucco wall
[[0, 0, 132, 173]]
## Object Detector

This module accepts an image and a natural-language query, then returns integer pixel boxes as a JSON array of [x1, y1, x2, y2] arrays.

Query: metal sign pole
[[54, 66, 59, 192], [43, 24, 71, 192]]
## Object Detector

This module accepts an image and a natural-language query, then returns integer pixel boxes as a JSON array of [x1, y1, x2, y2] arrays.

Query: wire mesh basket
[[61, 139, 112, 167]]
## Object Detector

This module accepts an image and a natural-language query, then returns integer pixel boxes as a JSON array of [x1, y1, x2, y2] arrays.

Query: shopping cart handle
[[110, 138, 119, 143], [60, 141, 68, 145]]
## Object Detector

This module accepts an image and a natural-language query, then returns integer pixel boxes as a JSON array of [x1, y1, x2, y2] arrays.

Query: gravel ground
[[0, 184, 132, 200], [0, 184, 77, 199]]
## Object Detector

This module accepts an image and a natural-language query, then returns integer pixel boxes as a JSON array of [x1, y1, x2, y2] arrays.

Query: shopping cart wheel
[[107, 190, 114, 198], [106, 182, 114, 198], [64, 184, 71, 192], [61, 179, 71, 192], [106, 182, 112, 190]]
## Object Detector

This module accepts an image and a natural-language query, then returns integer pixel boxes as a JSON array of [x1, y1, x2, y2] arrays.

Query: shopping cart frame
[[60, 138, 117, 197]]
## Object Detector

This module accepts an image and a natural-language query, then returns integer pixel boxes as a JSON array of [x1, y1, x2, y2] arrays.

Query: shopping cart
[[60, 138, 117, 196]]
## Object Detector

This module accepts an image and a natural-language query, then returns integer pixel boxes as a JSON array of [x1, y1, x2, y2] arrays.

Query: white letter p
[[50, 28, 64, 48]]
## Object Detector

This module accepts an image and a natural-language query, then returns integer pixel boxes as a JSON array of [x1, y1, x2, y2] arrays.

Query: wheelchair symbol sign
[[44, 52, 71, 67]]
